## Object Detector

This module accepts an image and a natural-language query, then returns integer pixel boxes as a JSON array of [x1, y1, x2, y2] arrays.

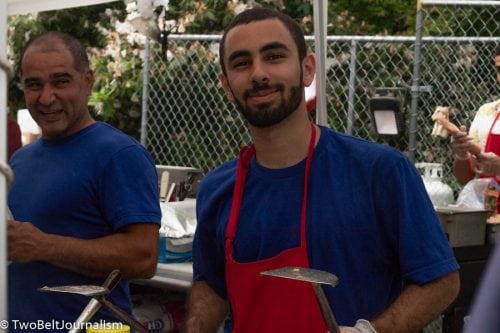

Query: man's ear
[[219, 73, 235, 103], [84, 69, 94, 97], [302, 53, 316, 88]]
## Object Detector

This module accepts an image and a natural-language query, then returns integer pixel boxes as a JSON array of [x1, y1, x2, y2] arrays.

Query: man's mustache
[[243, 83, 285, 99]]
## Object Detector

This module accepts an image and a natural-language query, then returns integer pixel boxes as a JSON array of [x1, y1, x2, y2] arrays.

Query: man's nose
[[38, 85, 55, 105], [251, 60, 270, 84]]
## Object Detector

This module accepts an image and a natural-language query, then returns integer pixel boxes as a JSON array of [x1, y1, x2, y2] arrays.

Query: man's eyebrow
[[228, 50, 251, 64], [50, 72, 73, 80], [23, 72, 72, 83], [260, 42, 290, 54], [227, 42, 291, 64], [22, 77, 39, 85]]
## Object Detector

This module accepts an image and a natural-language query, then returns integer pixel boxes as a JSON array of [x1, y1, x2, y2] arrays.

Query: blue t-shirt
[[8, 122, 161, 331], [193, 125, 458, 326]]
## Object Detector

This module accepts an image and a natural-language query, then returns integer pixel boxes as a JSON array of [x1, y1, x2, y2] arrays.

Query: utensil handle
[[102, 269, 122, 292], [313, 283, 340, 333], [69, 298, 101, 333], [68, 270, 122, 333], [100, 298, 149, 333]]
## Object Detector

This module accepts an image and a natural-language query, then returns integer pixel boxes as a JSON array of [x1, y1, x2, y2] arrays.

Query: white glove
[[339, 319, 378, 333]]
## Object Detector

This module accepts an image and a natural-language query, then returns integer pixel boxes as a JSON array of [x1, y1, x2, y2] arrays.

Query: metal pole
[[0, 0, 8, 329], [313, 0, 328, 126], [140, 38, 151, 146], [408, 0, 425, 162], [347, 40, 358, 135]]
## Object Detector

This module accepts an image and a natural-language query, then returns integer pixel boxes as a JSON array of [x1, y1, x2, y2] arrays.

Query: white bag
[[456, 178, 491, 209]]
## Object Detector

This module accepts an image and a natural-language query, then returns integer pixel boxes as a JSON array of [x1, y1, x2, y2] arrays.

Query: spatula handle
[[313, 283, 340, 333]]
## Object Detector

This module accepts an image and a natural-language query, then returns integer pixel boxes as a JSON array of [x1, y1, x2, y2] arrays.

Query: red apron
[[225, 123, 328, 333], [483, 111, 500, 212]]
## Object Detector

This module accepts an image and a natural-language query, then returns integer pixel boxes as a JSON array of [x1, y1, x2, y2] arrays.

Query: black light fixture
[[369, 88, 406, 138]]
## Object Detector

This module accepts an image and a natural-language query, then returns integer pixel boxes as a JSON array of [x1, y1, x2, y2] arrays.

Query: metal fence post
[[140, 38, 151, 146], [409, 0, 425, 163], [347, 40, 358, 135]]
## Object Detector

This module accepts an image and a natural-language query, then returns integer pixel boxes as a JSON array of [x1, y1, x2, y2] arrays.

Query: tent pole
[[313, 0, 328, 126]]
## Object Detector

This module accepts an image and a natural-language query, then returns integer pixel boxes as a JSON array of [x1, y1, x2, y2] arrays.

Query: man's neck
[[249, 110, 319, 169]]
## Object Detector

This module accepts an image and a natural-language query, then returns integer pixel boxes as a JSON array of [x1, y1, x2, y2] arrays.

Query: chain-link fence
[[143, 2, 499, 198], [143, 34, 250, 174], [412, 0, 499, 195]]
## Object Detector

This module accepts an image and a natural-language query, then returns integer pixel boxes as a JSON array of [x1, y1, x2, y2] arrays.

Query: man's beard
[[233, 81, 304, 128]]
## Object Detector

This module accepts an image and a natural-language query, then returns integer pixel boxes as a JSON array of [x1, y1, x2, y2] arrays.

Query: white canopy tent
[[0, 1, 327, 329]]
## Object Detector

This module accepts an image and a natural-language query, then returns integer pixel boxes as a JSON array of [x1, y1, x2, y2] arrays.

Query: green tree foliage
[[167, 0, 234, 33], [424, 6, 500, 37], [329, 0, 417, 35]]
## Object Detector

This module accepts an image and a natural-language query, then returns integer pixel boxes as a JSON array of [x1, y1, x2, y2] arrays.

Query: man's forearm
[[184, 280, 228, 333], [453, 157, 475, 185], [371, 271, 460, 333], [33, 223, 159, 279]]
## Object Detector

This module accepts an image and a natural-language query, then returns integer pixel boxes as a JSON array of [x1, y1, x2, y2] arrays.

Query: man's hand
[[183, 281, 228, 333], [450, 125, 473, 160], [474, 152, 500, 176], [8, 219, 46, 262], [339, 319, 377, 333]]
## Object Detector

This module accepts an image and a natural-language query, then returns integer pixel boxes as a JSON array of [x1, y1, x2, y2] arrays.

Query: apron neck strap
[[226, 123, 318, 249]]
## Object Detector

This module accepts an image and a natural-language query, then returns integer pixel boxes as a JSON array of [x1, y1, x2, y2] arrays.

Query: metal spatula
[[261, 266, 340, 333], [38, 270, 148, 333], [39, 285, 108, 297]]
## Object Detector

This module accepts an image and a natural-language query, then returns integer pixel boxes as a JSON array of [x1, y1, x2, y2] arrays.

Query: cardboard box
[[435, 207, 488, 247]]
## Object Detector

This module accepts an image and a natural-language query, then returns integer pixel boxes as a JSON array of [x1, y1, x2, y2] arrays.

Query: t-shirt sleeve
[[192, 176, 230, 300], [374, 156, 459, 284], [99, 145, 162, 230]]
